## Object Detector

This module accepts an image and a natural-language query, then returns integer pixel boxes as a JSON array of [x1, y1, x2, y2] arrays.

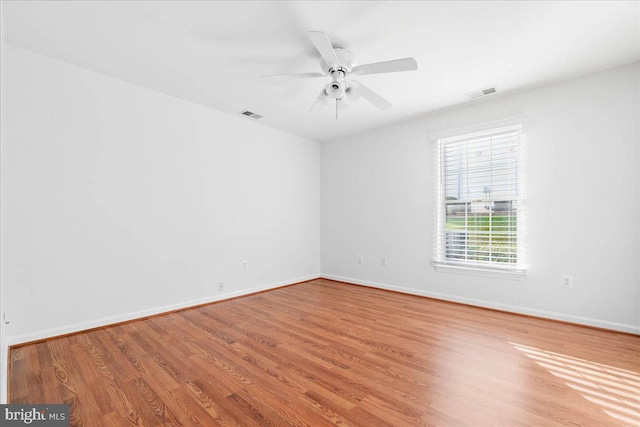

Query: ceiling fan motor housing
[[320, 48, 358, 73]]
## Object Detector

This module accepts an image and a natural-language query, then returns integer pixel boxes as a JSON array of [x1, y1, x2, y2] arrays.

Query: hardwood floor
[[9, 279, 640, 426]]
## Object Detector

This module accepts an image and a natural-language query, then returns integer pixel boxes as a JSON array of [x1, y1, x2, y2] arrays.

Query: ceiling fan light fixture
[[325, 81, 346, 99], [345, 86, 360, 103]]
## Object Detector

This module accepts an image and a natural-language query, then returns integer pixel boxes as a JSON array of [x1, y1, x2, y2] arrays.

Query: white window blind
[[434, 123, 525, 275]]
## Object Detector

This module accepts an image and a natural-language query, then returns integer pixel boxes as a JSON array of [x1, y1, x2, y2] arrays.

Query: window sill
[[433, 262, 526, 280]]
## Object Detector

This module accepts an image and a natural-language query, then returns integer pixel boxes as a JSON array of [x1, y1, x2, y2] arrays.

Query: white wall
[[2, 45, 638, 355], [2, 45, 321, 344], [322, 62, 640, 333]]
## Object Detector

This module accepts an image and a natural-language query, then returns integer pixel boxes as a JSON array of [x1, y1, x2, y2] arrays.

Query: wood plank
[[8, 279, 640, 426]]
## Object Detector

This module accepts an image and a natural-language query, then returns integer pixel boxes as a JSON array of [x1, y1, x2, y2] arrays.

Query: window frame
[[433, 120, 526, 280]]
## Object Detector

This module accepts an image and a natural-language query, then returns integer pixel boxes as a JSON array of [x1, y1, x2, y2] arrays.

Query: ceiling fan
[[262, 31, 418, 118]]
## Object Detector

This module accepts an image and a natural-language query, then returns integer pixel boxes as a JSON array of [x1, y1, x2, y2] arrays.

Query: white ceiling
[[4, 1, 639, 142]]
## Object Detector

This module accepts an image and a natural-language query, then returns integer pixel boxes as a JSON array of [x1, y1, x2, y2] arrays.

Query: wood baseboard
[[321, 274, 640, 336], [7, 275, 321, 348]]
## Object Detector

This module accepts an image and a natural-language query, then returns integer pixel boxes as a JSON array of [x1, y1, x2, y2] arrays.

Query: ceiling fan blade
[[260, 72, 325, 79], [352, 57, 418, 76], [351, 81, 392, 110], [307, 31, 340, 68]]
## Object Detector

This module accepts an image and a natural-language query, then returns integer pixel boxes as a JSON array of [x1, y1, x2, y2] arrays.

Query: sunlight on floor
[[510, 342, 640, 426]]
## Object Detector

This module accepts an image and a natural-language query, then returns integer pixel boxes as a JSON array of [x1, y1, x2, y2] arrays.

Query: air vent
[[240, 110, 263, 119], [467, 86, 498, 99]]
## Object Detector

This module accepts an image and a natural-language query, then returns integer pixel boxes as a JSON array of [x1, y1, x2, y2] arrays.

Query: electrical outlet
[[241, 260, 248, 270], [381, 257, 387, 267], [561, 275, 573, 288], [218, 282, 225, 292], [358, 255, 363, 264]]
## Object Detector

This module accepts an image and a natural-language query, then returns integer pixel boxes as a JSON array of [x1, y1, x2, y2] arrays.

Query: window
[[434, 123, 525, 277]]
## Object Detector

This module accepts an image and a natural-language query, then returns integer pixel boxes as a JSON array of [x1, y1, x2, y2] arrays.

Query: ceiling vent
[[240, 110, 263, 119], [467, 86, 498, 99]]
